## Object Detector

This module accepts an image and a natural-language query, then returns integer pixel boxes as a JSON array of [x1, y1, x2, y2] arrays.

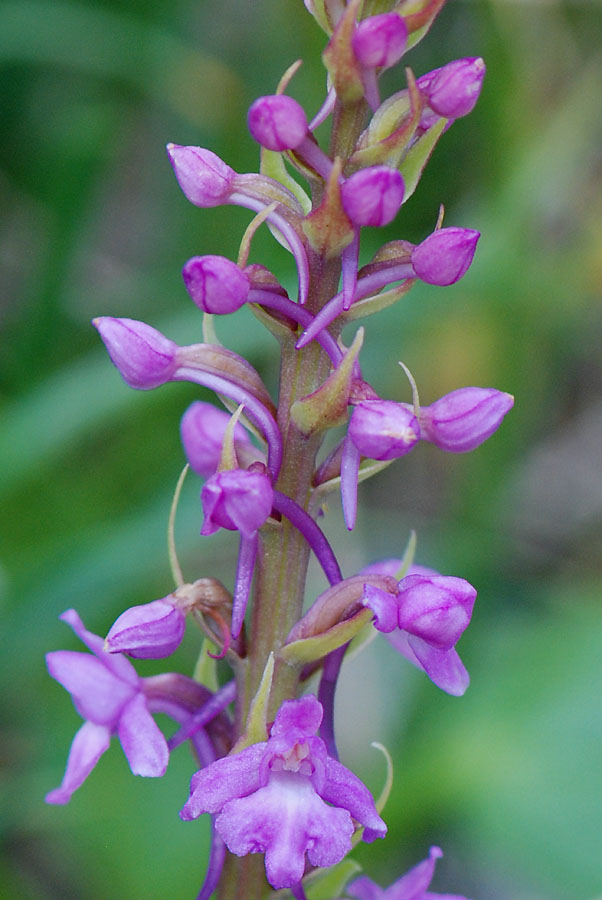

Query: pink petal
[[386, 846, 442, 899], [59, 608, 139, 686], [407, 636, 470, 697], [180, 743, 267, 820], [46, 651, 134, 725], [117, 693, 169, 777], [45, 720, 111, 805], [321, 757, 386, 841]]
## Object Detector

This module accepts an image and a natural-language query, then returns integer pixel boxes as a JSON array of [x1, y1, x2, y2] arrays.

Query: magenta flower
[[352, 13, 407, 69], [341, 166, 405, 228], [411, 227, 480, 286], [417, 57, 486, 120], [349, 400, 420, 461], [247, 94, 309, 151], [201, 467, 274, 539], [105, 598, 186, 659], [418, 387, 514, 452], [361, 568, 476, 696], [93, 317, 178, 390], [180, 695, 386, 889], [347, 845, 469, 900], [180, 401, 261, 477], [45, 609, 169, 804], [182, 255, 250, 314]]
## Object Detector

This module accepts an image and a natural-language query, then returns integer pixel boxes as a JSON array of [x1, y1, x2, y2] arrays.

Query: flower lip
[[179, 695, 385, 889], [247, 94, 309, 151]]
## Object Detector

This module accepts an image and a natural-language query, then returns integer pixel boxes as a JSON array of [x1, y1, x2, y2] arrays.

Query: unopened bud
[[167, 144, 234, 207], [341, 166, 404, 227], [93, 317, 178, 390], [349, 400, 419, 460], [419, 387, 514, 452], [180, 401, 257, 477], [396, 574, 476, 650], [352, 13, 407, 69], [105, 598, 186, 659], [201, 468, 274, 539], [182, 255, 250, 314], [411, 226, 480, 285], [247, 94, 309, 151], [417, 57, 485, 119]]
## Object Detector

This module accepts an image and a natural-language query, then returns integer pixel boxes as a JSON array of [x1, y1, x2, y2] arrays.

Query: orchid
[[46, 2, 512, 898]]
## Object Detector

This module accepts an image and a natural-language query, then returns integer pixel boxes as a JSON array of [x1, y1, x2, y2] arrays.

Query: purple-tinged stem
[[189, 729, 227, 900], [272, 489, 342, 587], [294, 136, 334, 180], [318, 644, 347, 760], [290, 883, 309, 900], [232, 533, 259, 638], [248, 288, 343, 365], [297, 261, 415, 349], [309, 86, 336, 131], [228, 193, 309, 305], [341, 231, 360, 311], [172, 366, 282, 480], [167, 680, 237, 751], [341, 433, 361, 531]]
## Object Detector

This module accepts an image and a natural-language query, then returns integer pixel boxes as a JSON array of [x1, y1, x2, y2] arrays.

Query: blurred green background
[[1, 0, 601, 898]]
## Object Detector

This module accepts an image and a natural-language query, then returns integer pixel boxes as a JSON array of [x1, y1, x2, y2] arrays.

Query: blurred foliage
[[1, 0, 602, 898]]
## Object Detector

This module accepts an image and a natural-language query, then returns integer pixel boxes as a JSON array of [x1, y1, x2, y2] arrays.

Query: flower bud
[[182, 255, 250, 314], [417, 57, 486, 119], [247, 95, 309, 151], [166, 144, 234, 207], [411, 226, 480, 286], [352, 13, 407, 69], [349, 400, 419, 461], [180, 401, 257, 477], [340, 166, 404, 227], [93, 317, 178, 390], [105, 598, 186, 659], [419, 387, 514, 453], [396, 574, 476, 650], [201, 468, 274, 539]]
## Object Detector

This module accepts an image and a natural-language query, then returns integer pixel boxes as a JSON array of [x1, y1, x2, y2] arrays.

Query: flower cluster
[[46, 2, 510, 898]]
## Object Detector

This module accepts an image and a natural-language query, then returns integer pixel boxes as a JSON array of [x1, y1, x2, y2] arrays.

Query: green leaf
[[278, 608, 373, 666]]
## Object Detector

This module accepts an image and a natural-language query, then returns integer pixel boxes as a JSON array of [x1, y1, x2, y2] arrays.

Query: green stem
[[217, 51, 372, 900]]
